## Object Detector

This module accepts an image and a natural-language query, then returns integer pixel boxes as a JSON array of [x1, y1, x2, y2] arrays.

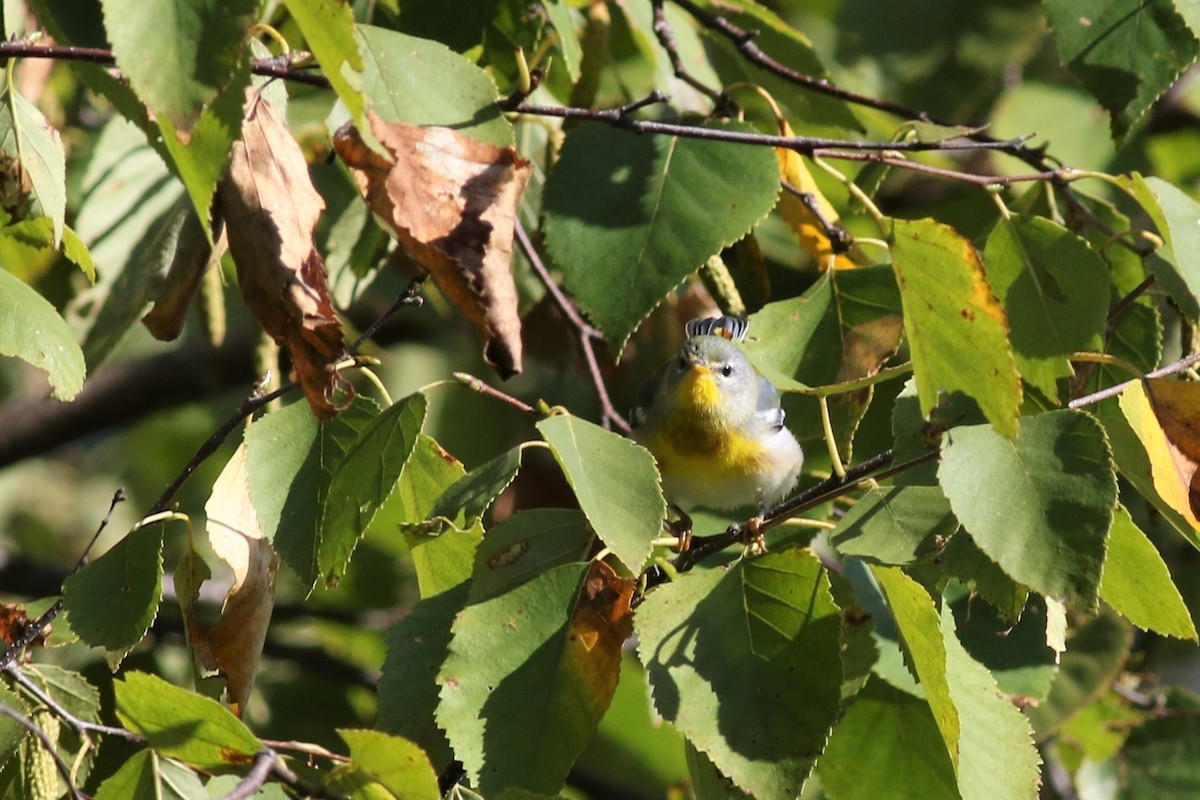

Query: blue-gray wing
[[754, 373, 785, 432], [629, 373, 661, 429]]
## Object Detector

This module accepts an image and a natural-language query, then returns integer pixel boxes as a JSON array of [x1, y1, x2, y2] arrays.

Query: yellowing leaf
[[333, 113, 530, 378], [218, 93, 351, 419], [776, 120, 856, 271], [1121, 378, 1200, 535], [201, 443, 279, 717]]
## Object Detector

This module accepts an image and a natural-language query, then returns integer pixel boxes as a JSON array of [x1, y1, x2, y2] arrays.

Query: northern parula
[[631, 315, 803, 512]]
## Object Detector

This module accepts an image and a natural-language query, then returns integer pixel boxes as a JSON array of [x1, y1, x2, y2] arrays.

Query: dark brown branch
[[650, 0, 722, 102], [515, 221, 631, 433], [0, 41, 333, 89], [218, 749, 277, 800], [780, 180, 855, 253]]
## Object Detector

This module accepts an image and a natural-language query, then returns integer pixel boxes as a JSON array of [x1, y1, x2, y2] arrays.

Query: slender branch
[[780, 180, 855, 253], [0, 40, 332, 89], [454, 372, 537, 415], [348, 276, 426, 351], [218, 749, 278, 800], [1067, 350, 1200, 409], [4, 664, 142, 743], [0, 704, 87, 800], [811, 148, 1069, 186], [650, 0, 722, 101], [515, 221, 630, 432]]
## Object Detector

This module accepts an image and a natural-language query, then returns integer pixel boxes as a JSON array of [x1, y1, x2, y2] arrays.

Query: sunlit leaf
[[543, 122, 780, 351], [0, 266, 85, 400], [536, 414, 664, 572], [831, 485, 957, 565], [114, 672, 262, 771], [636, 548, 842, 797], [1122, 173, 1200, 318], [0, 91, 66, 244], [284, 0, 373, 148], [339, 729, 440, 800], [1100, 504, 1197, 640], [938, 410, 1116, 608], [891, 217, 1021, 437]]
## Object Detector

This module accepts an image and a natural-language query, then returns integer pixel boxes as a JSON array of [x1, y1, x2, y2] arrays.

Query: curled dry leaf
[[141, 214, 227, 341], [333, 112, 530, 378], [218, 94, 350, 418], [200, 443, 280, 718]]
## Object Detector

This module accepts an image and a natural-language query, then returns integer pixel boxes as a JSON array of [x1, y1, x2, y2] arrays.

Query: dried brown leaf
[[333, 112, 530, 377], [218, 94, 350, 418], [203, 443, 279, 718], [141, 215, 227, 341]]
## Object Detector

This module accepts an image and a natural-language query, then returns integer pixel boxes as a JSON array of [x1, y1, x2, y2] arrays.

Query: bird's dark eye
[[720, 364, 734, 377]]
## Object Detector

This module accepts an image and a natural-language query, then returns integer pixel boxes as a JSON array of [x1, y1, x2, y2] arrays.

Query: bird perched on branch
[[631, 316, 803, 544]]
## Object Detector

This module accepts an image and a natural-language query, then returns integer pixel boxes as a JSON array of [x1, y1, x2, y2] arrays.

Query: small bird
[[631, 316, 804, 524]]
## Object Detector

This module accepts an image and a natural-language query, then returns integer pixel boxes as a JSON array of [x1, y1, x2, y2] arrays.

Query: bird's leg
[[667, 504, 693, 552], [742, 499, 769, 556]]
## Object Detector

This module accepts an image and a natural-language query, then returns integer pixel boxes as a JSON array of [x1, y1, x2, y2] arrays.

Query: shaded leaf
[[831, 485, 956, 565], [245, 398, 379, 593], [429, 446, 523, 530], [338, 729, 439, 800], [98, 0, 256, 132], [0, 91, 66, 244], [333, 113, 529, 376], [439, 561, 631, 796], [321, 394, 426, 587], [95, 750, 207, 800], [1100, 504, 1196, 640], [938, 410, 1116, 608], [394, 434, 482, 598], [0, 266, 85, 400], [817, 677, 958, 800], [219, 93, 350, 418], [377, 583, 468, 772], [982, 215, 1110, 399], [636, 548, 842, 797], [1120, 691, 1200, 800], [140, 210, 216, 341], [470, 509, 593, 602], [891, 217, 1021, 437], [1122, 173, 1200, 318], [536, 413, 664, 572], [202, 443, 280, 717], [543, 122, 780, 351], [62, 526, 163, 665], [1045, 0, 1198, 139], [1027, 606, 1133, 737], [114, 672, 262, 771], [949, 590, 1058, 704]]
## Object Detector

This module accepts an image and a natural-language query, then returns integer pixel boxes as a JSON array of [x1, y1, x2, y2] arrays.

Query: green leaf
[[940, 604, 1042, 800], [0, 91, 66, 244], [114, 672, 262, 771], [394, 435, 482, 598], [1119, 691, 1200, 800], [246, 398, 378, 593], [816, 678, 958, 800], [21, 664, 101, 722], [62, 526, 163, 662], [872, 566, 959, 766], [157, 60, 249, 234], [831, 485, 957, 565], [355, 24, 512, 147], [1123, 173, 1200, 318], [636, 548, 842, 797], [0, 682, 28, 765], [61, 225, 95, 282], [1045, 0, 1199, 139], [541, 0, 581, 81], [1100, 504, 1197, 640], [98, 0, 255, 132], [536, 414, 664, 572], [439, 562, 627, 796], [95, 751, 208, 800], [938, 534, 1028, 623], [1026, 606, 1133, 737], [428, 446, 523, 529], [891, 217, 1022, 437], [377, 583, 468, 772], [338, 729, 439, 800], [949, 590, 1058, 703], [469, 509, 593, 602], [0, 266, 85, 400], [982, 215, 1110, 399], [543, 122, 780, 350], [938, 410, 1116, 608], [320, 394, 426, 588], [283, 0, 373, 149]]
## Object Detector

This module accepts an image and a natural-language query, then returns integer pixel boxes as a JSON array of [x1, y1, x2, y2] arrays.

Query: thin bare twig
[[515, 221, 630, 432], [1068, 350, 1200, 409], [0, 704, 87, 800], [454, 372, 537, 415], [650, 0, 722, 101], [780, 180, 855, 253], [4, 664, 142, 743], [218, 749, 278, 800]]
